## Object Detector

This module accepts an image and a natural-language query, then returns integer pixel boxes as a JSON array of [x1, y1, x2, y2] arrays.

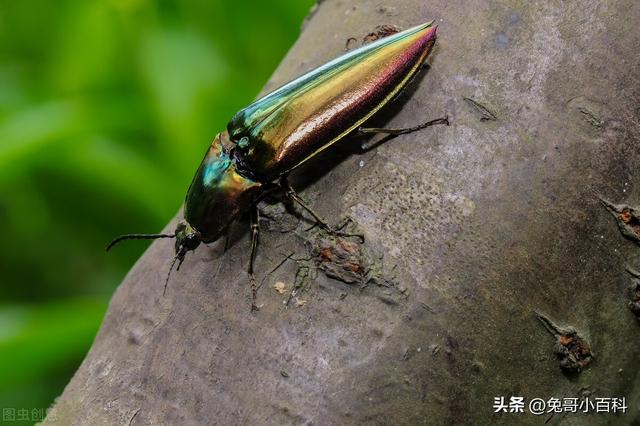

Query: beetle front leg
[[248, 204, 260, 311]]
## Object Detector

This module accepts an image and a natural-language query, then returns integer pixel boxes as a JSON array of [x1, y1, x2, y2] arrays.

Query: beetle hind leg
[[359, 115, 449, 136], [358, 115, 449, 151]]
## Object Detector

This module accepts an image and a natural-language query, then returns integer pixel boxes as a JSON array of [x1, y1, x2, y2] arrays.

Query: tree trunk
[[45, 0, 640, 424]]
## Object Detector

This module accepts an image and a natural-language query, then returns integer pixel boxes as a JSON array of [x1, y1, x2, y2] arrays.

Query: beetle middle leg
[[279, 176, 364, 241]]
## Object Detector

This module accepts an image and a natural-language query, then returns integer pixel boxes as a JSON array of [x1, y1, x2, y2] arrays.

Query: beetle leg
[[249, 204, 260, 311], [281, 178, 330, 230], [358, 116, 449, 136], [280, 176, 364, 242], [358, 116, 449, 151]]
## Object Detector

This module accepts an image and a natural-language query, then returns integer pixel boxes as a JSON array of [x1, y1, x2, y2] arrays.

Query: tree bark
[[45, 0, 640, 424]]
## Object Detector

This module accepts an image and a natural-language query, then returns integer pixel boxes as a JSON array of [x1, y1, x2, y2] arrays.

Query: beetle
[[108, 21, 447, 309]]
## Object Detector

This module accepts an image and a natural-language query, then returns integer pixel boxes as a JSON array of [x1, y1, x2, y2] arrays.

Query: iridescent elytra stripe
[[229, 21, 438, 180]]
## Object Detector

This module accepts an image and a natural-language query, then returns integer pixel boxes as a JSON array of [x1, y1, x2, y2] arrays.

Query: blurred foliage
[[0, 0, 314, 416]]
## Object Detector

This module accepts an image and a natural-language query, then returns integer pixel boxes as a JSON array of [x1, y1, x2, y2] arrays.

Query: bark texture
[[46, 1, 640, 424]]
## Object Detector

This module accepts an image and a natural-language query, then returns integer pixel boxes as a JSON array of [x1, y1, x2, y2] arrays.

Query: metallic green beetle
[[108, 21, 445, 305]]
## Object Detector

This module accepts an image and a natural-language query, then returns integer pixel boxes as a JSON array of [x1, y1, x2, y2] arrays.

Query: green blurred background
[[0, 0, 314, 419]]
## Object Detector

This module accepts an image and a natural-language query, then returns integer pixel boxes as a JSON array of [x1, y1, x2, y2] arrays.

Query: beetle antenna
[[106, 233, 175, 251], [163, 251, 185, 296]]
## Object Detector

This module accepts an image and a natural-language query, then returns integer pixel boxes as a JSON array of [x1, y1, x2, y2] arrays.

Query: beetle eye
[[238, 136, 250, 149]]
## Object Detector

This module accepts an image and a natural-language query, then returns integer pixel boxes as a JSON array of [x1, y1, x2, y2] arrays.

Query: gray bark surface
[[45, 1, 640, 424]]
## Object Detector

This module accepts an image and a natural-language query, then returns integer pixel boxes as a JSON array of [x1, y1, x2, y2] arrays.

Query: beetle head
[[106, 220, 202, 295], [174, 220, 201, 259], [107, 131, 262, 295]]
